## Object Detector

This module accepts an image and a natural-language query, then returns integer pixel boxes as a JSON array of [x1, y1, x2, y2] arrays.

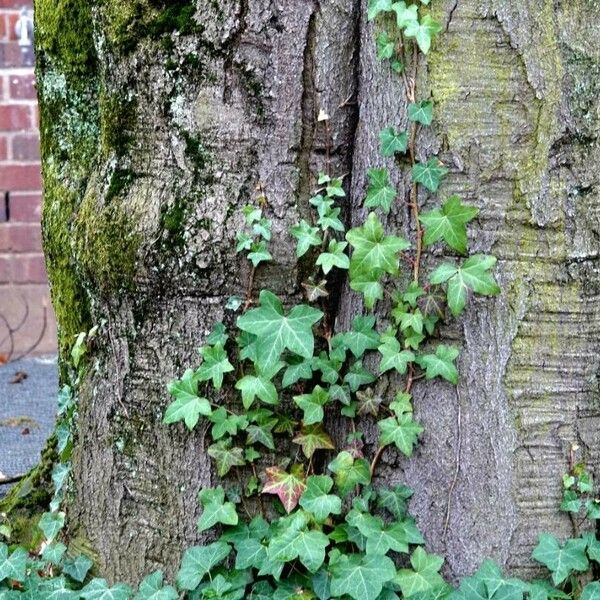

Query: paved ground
[[0, 356, 58, 497]]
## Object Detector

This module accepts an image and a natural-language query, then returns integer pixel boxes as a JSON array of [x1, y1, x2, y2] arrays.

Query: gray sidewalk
[[0, 357, 58, 496]]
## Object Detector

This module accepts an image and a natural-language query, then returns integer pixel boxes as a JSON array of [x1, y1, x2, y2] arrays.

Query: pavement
[[0, 356, 58, 497]]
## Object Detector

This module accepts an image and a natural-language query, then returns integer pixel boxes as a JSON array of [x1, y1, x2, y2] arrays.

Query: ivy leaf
[[235, 374, 278, 409], [196, 343, 234, 390], [262, 465, 307, 513], [0, 545, 27, 583], [290, 220, 322, 258], [399, 309, 424, 335], [237, 290, 323, 370], [404, 14, 443, 54], [412, 158, 449, 192], [164, 370, 211, 430], [408, 101, 433, 126], [394, 547, 445, 597], [207, 440, 246, 477], [39, 511, 65, 541], [417, 345, 459, 384], [377, 485, 414, 519], [312, 351, 342, 384], [236, 232, 253, 252], [80, 579, 133, 600], [587, 500, 600, 520], [560, 490, 582, 513], [430, 255, 501, 317], [376, 32, 395, 61], [532, 533, 589, 585], [337, 315, 380, 358], [299, 475, 342, 522], [378, 335, 415, 375], [328, 451, 371, 496], [42, 542, 67, 566], [346, 212, 410, 278], [330, 553, 396, 600], [206, 322, 228, 345], [209, 408, 248, 440], [583, 583, 600, 600], [248, 241, 273, 267], [133, 571, 178, 600], [419, 195, 478, 254], [293, 424, 335, 458], [378, 413, 424, 457], [364, 169, 397, 214], [176, 542, 232, 591], [367, 0, 393, 20], [344, 360, 377, 392], [197, 486, 238, 533], [380, 128, 408, 157], [350, 276, 385, 309], [282, 356, 313, 388], [316, 240, 350, 275], [293, 385, 330, 425], [391, 1, 419, 29], [246, 423, 275, 450], [356, 388, 383, 417], [234, 538, 267, 570], [63, 554, 93, 582]]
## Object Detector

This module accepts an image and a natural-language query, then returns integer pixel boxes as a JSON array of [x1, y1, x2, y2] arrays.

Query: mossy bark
[[35, 0, 600, 586]]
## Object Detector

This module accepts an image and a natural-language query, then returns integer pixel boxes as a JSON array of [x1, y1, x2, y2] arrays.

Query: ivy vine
[[1, 2, 599, 600]]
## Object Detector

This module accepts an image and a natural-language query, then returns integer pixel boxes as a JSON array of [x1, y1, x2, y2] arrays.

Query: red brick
[[0, 42, 25, 68], [0, 164, 41, 190], [9, 74, 36, 99], [0, 135, 7, 160], [0, 254, 12, 282], [0, 104, 30, 130], [11, 134, 39, 160], [0, 0, 32, 8], [9, 192, 40, 222], [11, 254, 47, 283], [0, 15, 6, 41], [6, 13, 18, 41], [0, 222, 41, 252]]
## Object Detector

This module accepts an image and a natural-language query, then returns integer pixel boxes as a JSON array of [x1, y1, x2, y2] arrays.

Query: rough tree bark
[[35, 0, 600, 586]]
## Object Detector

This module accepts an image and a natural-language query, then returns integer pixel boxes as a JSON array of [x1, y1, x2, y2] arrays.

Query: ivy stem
[[244, 265, 256, 311], [369, 446, 385, 478]]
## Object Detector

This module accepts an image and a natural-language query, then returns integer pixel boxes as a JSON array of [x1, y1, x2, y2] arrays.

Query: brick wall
[[0, 0, 56, 359]]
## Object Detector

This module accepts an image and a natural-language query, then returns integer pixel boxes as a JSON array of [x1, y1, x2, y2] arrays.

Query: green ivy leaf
[[419, 196, 478, 254], [404, 14, 443, 54], [207, 440, 246, 477], [391, 1, 419, 28], [80, 579, 133, 600], [42, 542, 67, 566], [196, 343, 234, 390], [336, 315, 380, 358], [350, 276, 385, 310], [176, 542, 232, 591], [164, 369, 212, 430], [346, 212, 410, 279], [63, 554, 93, 583], [133, 571, 178, 600], [262, 465, 307, 513], [376, 32, 395, 61], [430, 255, 501, 317], [365, 169, 397, 214], [316, 240, 350, 275], [197, 486, 239, 533], [394, 546, 445, 597], [248, 241, 273, 267], [39, 511, 65, 541], [209, 408, 249, 440], [330, 553, 396, 600], [328, 451, 371, 496], [290, 220, 322, 258], [380, 128, 408, 157], [417, 345, 460, 384], [367, 0, 393, 20], [560, 490, 582, 513], [344, 361, 377, 392], [236, 374, 278, 409], [378, 335, 415, 375], [312, 351, 342, 384], [408, 101, 433, 126], [293, 424, 335, 458], [237, 290, 323, 370], [0, 544, 27, 583], [532, 533, 589, 585], [582, 583, 600, 600], [412, 158, 449, 192], [377, 485, 414, 519], [246, 423, 276, 450], [282, 356, 313, 388], [587, 500, 600, 520], [378, 414, 424, 457], [293, 385, 330, 425], [299, 475, 342, 522]]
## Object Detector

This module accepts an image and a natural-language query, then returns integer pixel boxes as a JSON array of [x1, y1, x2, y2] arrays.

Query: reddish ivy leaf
[[262, 465, 307, 513], [293, 424, 335, 458]]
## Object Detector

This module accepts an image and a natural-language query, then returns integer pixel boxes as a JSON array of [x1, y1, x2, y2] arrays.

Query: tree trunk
[[35, 0, 600, 586]]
